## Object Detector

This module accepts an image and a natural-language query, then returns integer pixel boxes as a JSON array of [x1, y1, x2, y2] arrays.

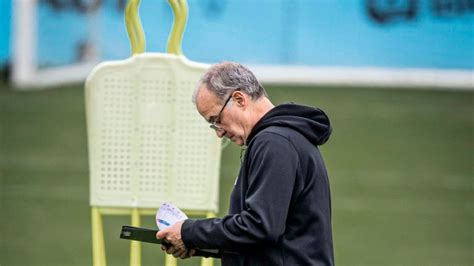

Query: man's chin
[[233, 139, 245, 146], [228, 136, 244, 146]]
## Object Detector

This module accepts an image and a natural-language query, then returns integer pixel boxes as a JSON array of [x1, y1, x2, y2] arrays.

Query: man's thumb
[[156, 229, 167, 239]]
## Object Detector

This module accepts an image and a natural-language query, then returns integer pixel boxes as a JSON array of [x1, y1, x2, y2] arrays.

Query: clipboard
[[120, 225, 166, 245], [120, 225, 220, 258]]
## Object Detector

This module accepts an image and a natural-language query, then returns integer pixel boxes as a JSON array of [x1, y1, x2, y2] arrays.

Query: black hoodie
[[182, 103, 334, 266]]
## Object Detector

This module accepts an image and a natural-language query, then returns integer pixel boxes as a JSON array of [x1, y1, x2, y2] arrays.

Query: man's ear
[[232, 91, 246, 107]]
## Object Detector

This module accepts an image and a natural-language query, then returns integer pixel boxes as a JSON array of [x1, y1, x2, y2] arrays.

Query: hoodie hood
[[247, 103, 332, 146]]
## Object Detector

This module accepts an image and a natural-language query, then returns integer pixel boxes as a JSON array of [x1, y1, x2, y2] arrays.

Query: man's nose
[[215, 129, 225, 138]]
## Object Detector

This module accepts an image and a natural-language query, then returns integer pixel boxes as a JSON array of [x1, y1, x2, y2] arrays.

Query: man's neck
[[243, 97, 274, 143]]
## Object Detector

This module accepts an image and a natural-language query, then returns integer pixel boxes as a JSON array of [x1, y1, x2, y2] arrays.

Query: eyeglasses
[[209, 92, 233, 131]]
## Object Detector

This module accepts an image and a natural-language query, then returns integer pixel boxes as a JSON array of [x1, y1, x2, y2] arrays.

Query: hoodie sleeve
[[181, 132, 300, 252]]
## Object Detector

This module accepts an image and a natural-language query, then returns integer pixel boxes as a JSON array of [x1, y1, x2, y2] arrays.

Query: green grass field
[[1, 81, 472, 265]]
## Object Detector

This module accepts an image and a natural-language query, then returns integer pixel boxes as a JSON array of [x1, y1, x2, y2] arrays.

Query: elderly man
[[157, 62, 334, 265]]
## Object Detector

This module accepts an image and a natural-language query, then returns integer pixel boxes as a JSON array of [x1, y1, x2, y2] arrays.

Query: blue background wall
[[0, 0, 12, 66], [1, 0, 473, 69]]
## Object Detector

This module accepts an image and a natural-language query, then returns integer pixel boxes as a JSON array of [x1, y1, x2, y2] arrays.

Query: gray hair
[[192, 62, 268, 104]]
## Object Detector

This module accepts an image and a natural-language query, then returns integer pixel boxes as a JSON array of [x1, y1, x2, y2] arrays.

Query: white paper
[[156, 202, 188, 230]]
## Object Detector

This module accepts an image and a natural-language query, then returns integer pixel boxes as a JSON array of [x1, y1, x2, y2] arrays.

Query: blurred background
[[0, 0, 473, 265]]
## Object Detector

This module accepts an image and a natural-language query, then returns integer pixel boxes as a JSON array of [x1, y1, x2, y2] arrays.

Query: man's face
[[196, 85, 246, 146]]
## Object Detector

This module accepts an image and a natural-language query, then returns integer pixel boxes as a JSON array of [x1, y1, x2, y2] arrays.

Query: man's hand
[[156, 220, 195, 259]]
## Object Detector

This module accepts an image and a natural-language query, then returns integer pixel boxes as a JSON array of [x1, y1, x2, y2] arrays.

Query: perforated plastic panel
[[85, 54, 221, 212]]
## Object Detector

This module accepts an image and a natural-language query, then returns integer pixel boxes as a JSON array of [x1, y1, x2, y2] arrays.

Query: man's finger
[[156, 229, 168, 239], [165, 245, 176, 255], [173, 248, 186, 258], [180, 249, 195, 259], [179, 252, 190, 259]]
